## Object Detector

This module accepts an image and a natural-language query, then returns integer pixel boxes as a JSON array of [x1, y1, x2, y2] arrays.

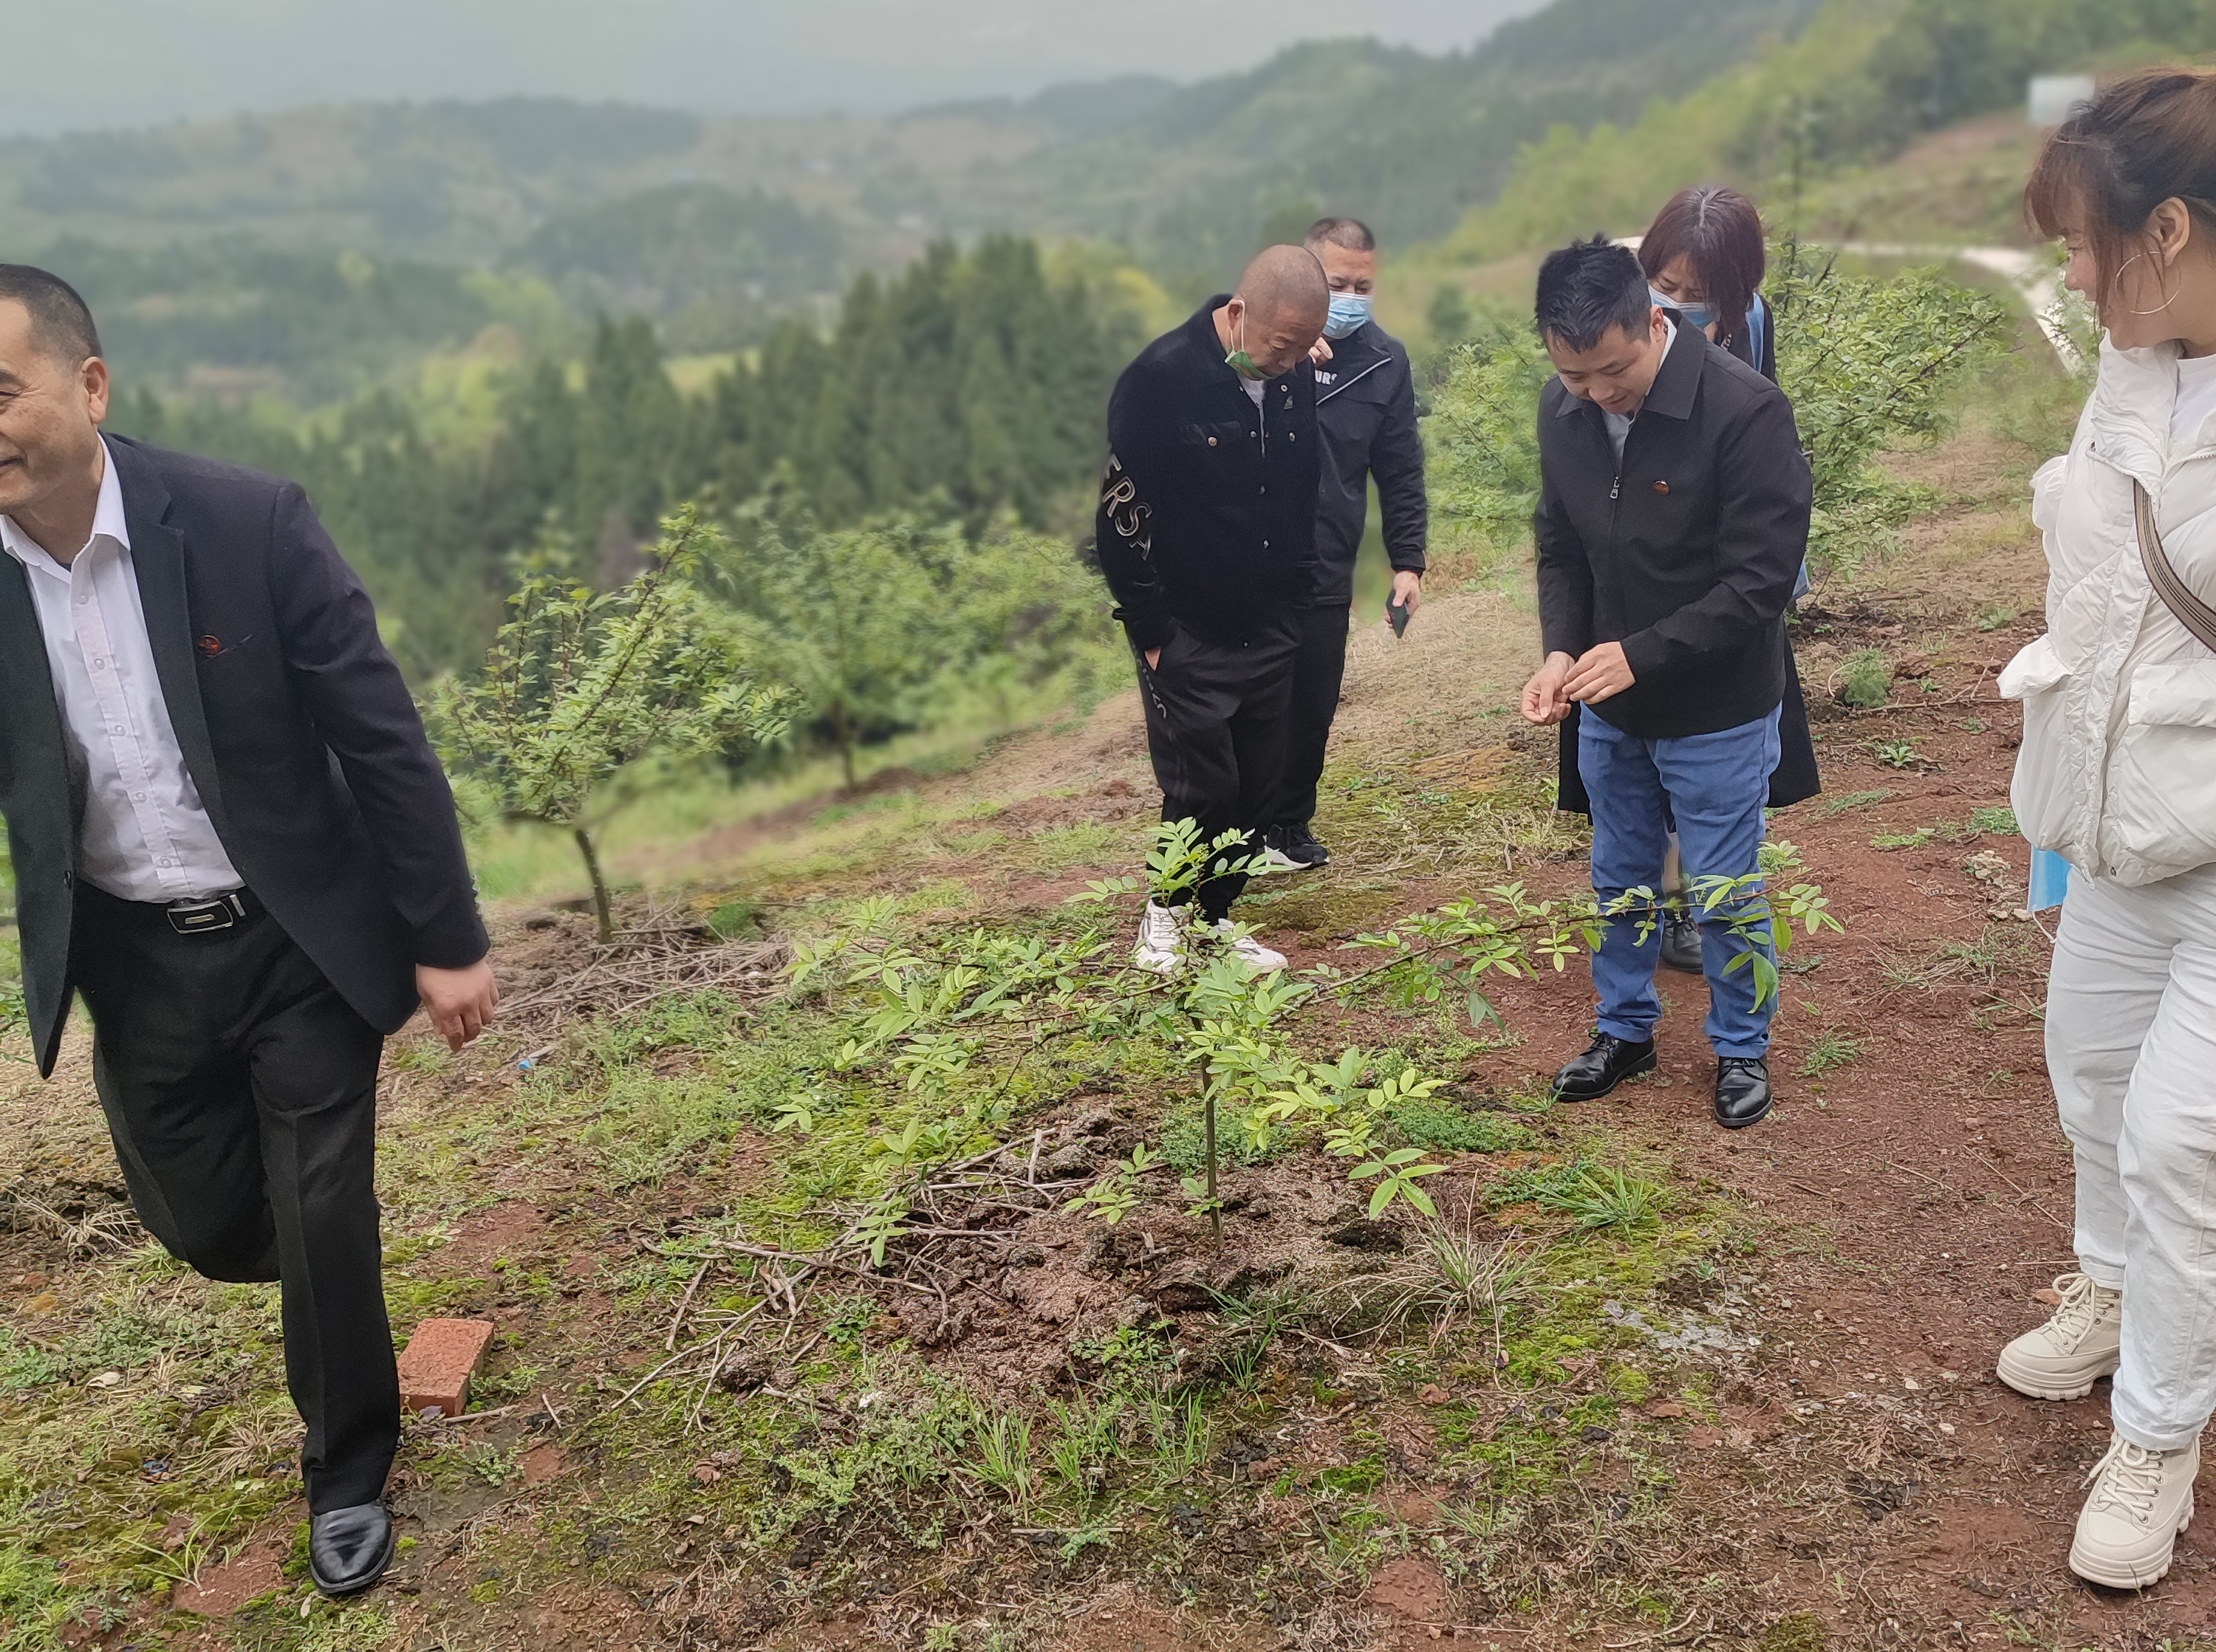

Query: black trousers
[[72, 885, 397, 1513], [1133, 619, 1300, 922], [1274, 603, 1352, 829]]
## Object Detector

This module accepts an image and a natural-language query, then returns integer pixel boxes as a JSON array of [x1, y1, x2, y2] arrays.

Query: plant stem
[[1203, 1088, 1220, 1247], [575, 826, 613, 944]]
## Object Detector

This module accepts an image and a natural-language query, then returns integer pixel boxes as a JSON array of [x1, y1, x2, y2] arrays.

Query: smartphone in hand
[[1386, 598, 1412, 639]]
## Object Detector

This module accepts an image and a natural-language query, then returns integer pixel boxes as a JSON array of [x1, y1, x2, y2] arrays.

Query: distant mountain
[[506, 185, 844, 346], [0, 0, 1824, 397]]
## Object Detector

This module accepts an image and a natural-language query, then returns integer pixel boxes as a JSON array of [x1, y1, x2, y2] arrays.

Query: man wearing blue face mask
[[1256, 217, 1427, 873]]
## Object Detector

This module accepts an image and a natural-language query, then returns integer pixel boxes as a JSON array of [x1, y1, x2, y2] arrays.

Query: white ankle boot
[[2070, 1432, 2198, 1589], [1996, 1272, 2121, 1400]]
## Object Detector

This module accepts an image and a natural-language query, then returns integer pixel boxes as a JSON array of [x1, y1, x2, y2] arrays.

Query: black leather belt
[[164, 889, 259, 936]]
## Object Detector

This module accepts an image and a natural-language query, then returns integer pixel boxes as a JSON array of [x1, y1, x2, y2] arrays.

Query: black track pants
[[1273, 603, 1352, 829], [72, 885, 398, 1513], [1132, 620, 1300, 922]]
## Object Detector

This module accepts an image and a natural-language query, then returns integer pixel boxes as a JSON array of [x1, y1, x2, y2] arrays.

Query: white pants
[[2049, 863, 2216, 1450]]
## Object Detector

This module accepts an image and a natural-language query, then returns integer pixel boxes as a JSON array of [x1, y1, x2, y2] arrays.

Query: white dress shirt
[[0, 436, 240, 902]]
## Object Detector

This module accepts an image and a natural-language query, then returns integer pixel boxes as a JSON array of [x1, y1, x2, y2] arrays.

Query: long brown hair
[[1638, 186, 1765, 347], [2025, 69, 2216, 315]]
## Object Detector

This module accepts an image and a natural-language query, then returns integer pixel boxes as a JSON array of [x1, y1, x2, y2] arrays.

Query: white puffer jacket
[[2001, 337, 2216, 886]]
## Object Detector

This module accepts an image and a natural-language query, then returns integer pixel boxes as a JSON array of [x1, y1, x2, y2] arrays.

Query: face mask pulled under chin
[[1650, 284, 1711, 330], [1321, 292, 1373, 340], [1224, 312, 1268, 381]]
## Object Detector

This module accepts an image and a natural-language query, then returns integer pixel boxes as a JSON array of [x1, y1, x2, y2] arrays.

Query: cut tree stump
[[397, 1317, 497, 1417]]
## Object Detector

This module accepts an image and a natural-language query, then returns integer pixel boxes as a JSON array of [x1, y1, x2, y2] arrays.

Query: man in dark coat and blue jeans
[[1517, 237, 1811, 1130], [1095, 245, 1328, 975], [1258, 216, 1427, 873]]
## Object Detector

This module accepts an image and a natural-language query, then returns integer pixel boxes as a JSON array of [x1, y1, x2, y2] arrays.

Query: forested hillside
[[1431, 0, 2216, 261], [1, 0, 1818, 400], [21, 0, 2213, 701], [111, 238, 1145, 679]]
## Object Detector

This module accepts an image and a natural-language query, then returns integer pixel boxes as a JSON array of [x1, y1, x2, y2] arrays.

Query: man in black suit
[[0, 266, 496, 1595]]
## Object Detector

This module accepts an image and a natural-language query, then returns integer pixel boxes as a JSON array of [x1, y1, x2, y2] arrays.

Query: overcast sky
[[7, 0, 1552, 137]]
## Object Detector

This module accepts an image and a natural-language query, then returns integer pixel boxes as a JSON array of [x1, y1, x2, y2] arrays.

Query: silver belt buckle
[[165, 892, 246, 935]]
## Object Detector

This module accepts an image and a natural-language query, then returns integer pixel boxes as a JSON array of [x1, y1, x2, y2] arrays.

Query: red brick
[[397, 1317, 496, 1417]]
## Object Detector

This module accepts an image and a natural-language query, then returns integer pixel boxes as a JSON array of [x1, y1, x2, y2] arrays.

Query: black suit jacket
[[1534, 326, 1812, 740], [0, 435, 487, 1075]]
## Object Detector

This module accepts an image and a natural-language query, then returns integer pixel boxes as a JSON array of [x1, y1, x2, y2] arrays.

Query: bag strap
[[2134, 478, 2216, 652]]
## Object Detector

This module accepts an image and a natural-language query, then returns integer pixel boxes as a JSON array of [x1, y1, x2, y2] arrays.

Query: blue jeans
[[1579, 706, 1781, 1059]]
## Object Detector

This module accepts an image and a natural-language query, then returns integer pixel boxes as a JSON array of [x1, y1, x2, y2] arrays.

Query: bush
[[1834, 648, 1893, 707], [1769, 242, 2013, 577], [423, 507, 790, 939], [705, 504, 1119, 786], [1421, 243, 2008, 581], [1422, 308, 1552, 558]]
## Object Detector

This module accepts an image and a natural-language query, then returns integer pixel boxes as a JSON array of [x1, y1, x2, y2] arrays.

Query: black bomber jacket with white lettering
[[1092, 296, 1319, 654]]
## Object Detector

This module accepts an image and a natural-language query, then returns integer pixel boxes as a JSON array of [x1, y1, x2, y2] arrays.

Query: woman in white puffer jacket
[[1992, 69, 2216, 1591]]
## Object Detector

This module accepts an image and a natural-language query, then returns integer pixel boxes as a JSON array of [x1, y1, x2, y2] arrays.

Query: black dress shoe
[[1550, 1034, 1657, 1102], [1714, 1057, 1773, 1129], [1659, 909, 1703, 974], [309, 1502, 395, 1597]]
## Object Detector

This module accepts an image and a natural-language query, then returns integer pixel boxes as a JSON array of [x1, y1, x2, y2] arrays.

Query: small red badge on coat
[[197, 635, 222, 656], [1652, 480, 1670, 494]]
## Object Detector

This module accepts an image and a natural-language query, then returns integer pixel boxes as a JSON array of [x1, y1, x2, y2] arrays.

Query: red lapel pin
[[196, 635, 222, 656], [1652, 480, 1670, 494]]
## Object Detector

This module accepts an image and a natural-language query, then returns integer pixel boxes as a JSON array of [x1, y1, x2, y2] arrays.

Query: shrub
[[1834, 648, 1892, 707], [424, 507, 790, 939], [1423, 244, 2009, 579]]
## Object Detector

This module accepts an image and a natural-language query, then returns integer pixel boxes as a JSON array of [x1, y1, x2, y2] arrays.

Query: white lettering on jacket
[[1100, 451, 1152, 559]]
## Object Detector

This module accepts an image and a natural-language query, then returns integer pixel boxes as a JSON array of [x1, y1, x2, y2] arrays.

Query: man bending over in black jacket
[[1096, 244, 1328, 974]]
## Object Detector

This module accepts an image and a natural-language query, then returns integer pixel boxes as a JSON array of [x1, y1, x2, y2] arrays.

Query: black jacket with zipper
[[1095, 297, 1319, 653], [1312, 320, 1426, 606], [1554, 295, 1820, 810], [1535, 323, 1811, 740]]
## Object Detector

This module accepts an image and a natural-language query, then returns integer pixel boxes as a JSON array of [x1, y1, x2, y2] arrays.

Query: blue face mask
[[1322, 291, 1373, 340], [1650, 284, 1711, 331]]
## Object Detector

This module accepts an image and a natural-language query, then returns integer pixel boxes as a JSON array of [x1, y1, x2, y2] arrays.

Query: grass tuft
[[1834, 648, 1892, 708]]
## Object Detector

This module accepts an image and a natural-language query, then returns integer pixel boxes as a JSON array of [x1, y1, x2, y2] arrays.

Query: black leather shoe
[[1550, 1034, 1656, 1102], [309, 1502, 395, 1597], [1659, 909, 1703, 974], [1714, 1058, 1773, 1129]]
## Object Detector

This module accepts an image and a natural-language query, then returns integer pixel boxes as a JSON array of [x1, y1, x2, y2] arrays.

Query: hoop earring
[[2114, 252, 2183, 317]]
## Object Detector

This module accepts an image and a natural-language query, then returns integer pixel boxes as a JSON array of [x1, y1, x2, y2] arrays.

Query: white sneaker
[[1996, 1272, 2121, 1400], [2070, 1432, 2198, 1589], [1133, 899, 1186, 974], [1203, 920, 1286, 973]]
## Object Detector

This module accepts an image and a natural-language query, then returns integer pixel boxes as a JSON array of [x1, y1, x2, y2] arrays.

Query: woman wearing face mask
[[1641, 185, 1776, 380], [1553, 185, 1820, 973], [1992, 68, 2216, 1591]]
